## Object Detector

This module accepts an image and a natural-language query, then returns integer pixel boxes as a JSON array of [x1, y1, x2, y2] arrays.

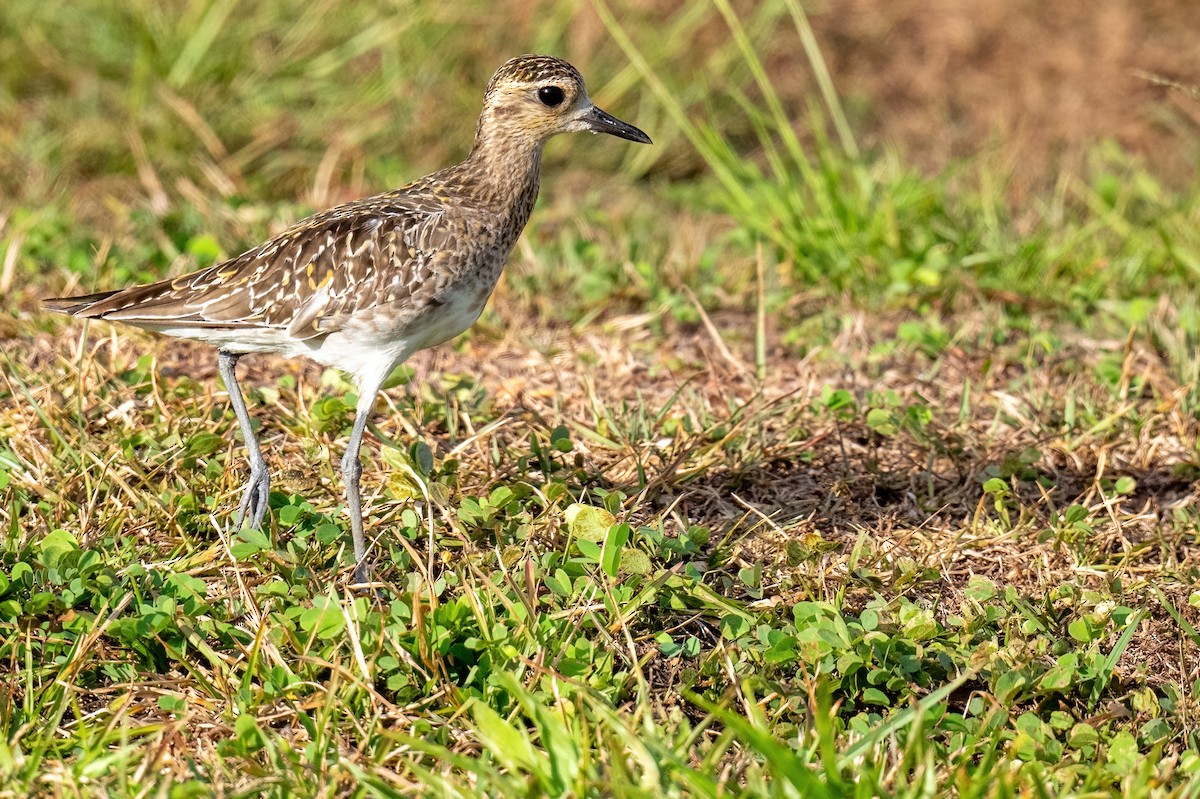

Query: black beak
[[585, 106, 652, 144]]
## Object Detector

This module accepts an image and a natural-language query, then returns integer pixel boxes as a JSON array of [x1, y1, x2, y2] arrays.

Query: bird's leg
[[342, 385, 380, 584], [217, 350, 271, 530]]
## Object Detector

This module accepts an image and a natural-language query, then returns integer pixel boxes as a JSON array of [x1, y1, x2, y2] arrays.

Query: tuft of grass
[[597, 0, 1200, 327]]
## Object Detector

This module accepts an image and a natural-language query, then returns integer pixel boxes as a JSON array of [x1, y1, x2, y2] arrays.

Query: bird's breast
[[372, 247, 507, 351], [408, 277, 495, 350]]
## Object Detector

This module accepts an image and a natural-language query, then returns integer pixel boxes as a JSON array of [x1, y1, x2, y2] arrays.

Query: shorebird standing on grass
[[45, 55, 652, 583]]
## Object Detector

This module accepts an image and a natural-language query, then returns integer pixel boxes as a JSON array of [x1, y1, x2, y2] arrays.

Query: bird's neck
[[454, 126, 546, 225]]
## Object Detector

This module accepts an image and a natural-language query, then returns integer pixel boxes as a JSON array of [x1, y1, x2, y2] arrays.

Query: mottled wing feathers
[[284, 200, 457, 339], [51, 190, 454, 339]]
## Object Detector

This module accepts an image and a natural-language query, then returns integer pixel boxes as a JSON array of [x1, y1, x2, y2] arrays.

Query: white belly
[[297, 278, 493, 387]]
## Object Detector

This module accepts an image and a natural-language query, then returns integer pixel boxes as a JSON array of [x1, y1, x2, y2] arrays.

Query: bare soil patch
[[806, 0, 1200, 187]]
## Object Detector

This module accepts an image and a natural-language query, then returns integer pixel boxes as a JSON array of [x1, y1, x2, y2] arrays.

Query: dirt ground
[[799, 0, 1200, 188]]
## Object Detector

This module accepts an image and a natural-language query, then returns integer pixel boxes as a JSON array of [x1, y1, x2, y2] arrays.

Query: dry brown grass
[[8, 297, 1198, 695]]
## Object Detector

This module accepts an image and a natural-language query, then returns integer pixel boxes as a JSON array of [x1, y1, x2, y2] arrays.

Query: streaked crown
[[484, 54, 585, 99]]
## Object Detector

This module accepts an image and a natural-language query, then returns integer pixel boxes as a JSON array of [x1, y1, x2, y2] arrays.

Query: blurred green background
[[4, 0, 1198, 326]]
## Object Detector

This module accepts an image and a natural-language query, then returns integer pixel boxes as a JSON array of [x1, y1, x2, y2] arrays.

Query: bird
[[44, 54, 651, 584]]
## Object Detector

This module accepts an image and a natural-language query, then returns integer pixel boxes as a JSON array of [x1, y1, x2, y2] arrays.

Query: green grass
[[3, 0, 1200, 796]]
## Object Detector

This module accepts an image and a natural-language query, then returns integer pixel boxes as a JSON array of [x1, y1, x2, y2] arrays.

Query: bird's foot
[[232, 467, 271, 531], [349, 560, 385, 600], [351, 559, 372, 586]]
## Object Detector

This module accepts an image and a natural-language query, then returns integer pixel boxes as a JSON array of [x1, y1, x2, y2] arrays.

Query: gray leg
[[343, 386, 380, 584], [217, 351, 271, 530]]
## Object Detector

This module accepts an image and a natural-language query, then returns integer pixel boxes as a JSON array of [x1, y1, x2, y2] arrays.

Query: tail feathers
[[43, 290, 124, 316]]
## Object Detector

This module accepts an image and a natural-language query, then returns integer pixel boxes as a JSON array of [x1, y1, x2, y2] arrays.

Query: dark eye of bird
[[538, 86, 565, 107]]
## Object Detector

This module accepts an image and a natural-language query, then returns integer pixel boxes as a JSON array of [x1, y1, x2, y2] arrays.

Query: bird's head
[[476, 54, 652, 148]]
